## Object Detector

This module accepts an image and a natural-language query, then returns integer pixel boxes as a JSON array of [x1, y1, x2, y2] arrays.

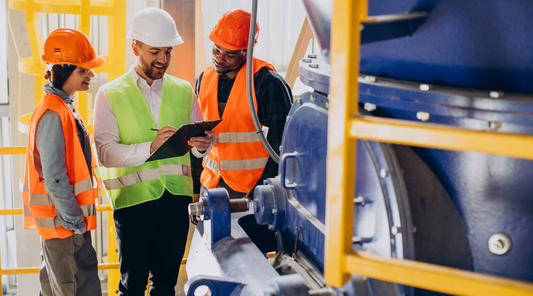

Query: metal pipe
[[229, 199, 249, 212], [246, 0, 279, 164], [188, 199, 249, 217]]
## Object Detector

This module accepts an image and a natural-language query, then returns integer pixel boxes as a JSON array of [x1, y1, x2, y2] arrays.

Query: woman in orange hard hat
[[23, 28, 105, 295]]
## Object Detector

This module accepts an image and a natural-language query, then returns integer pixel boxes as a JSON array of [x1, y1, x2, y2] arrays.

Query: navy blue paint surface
[[279, 92, 413, 281], [361, 0, 533, 92], [362, 81, 533, 281]]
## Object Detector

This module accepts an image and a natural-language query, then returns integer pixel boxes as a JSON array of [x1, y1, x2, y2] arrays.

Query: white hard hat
[[127, 7, 184, 47]]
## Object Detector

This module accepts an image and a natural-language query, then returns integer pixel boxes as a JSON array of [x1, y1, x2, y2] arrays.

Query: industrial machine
[[185, 0, 533, 295]]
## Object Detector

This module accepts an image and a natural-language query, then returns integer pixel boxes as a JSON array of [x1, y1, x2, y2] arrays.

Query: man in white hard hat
[[93, 7, 213, 295]]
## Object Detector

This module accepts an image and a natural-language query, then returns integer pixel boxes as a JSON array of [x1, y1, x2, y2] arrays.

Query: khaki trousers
[[39, 231, 101, 296]]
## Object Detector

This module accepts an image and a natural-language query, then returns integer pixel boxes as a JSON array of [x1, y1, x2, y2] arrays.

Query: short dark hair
[[47, 64, 76, 90]]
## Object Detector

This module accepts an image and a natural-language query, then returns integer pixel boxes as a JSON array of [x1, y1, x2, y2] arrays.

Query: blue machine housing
[[264, 0, 533, 292], [185, 0, 533, 295]]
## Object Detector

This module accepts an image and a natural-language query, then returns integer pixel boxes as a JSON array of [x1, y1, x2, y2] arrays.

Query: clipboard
[[147, 119, 222, 162]]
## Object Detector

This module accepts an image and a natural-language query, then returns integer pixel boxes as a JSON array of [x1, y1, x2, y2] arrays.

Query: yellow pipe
[[77, 91, 88, 124], [10, 0, 125, 15], [345, 252, 533, 296], [0, 147, 27, 155], [325, 0, 361, 287], [98, 205, 112, 211], [0, 209, 23, 215], [350, 116, 533, 161], [0, 259, 188, 277], [79, 0, 90, 36], [0, 267, 39, 275], [0, 206, 112, 216], [107, 210, 119, 295], [359, 0, 368, 21]]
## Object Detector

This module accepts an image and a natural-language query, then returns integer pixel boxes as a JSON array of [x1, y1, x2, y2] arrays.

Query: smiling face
[[211, 44, 247, 79], [61, 67, 95, 97], [132, 41, 172, 85]]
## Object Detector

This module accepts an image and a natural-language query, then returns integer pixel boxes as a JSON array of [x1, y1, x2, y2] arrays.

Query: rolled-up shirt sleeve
[[94, 88, 152, 168], [36, 110, 87, 234]]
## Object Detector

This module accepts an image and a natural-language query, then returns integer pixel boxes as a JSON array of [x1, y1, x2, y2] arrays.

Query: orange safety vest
[[198, 58, 275, 193], [22, 94, 98, 240]]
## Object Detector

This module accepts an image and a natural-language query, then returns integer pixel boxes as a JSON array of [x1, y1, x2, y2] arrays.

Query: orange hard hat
[[41, 28, 105, 69], [209, 9, 259, 51]]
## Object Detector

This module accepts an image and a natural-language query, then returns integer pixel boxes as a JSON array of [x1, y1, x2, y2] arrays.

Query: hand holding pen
[[150, 125, 176, 154]]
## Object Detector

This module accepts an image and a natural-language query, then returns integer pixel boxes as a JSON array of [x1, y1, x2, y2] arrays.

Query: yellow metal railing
[[0, 205, 118, 290], [9, 0, 127, 121], [0, 206, 188, 291], [325, 0, 533, 295], [8, 0, 127, 292], [0, 147, 123, 292]]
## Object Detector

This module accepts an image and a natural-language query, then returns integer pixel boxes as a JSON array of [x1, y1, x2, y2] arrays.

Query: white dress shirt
[[94, 66, 210, 168]]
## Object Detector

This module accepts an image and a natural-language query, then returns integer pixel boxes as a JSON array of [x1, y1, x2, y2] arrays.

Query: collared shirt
[[35, 85, 89, 234], [193, 66, 293, 196], [94, 66, 210, 168]]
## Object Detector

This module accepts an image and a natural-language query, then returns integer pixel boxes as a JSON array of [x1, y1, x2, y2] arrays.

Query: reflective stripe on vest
[[204, 156, 269, 172], [104, 164, 192, 190], [203, 157, 219, 173], [35, 216, 62, 229], [72, 178, 94, 196], [160, 164, 192, 177], [221, 157, 269, 171], [218, 131, 262, 143], [23, 205, 32, 217], [28, 194, 52, 205], [104, 168, 160, 190], [80, 204, 96, 217], [23, 178, 94, 205]]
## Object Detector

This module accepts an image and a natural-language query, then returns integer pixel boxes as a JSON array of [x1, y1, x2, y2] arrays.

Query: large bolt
[[488, 121, 502, 131], [420, 84, 430, 91], [416, 111, 430, 121], [364, 103, 377, 112], [365, 76, 377, 82], [488, 233, 512, 255], [188, 202, 203, 216], [489, 91, 503, 99], [391, 226, 401, 235], [354, 196, 365, 205]]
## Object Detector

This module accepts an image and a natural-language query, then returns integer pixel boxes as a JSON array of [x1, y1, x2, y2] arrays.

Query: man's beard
[[141, 59, 168, 80]]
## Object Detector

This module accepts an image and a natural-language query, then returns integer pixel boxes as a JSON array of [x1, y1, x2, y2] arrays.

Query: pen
[[151, 128, 159, 131]]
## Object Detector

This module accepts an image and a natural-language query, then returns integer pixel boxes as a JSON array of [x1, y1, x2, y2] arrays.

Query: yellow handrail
[[326, 0, 533, 295], [8, 0, 127, 291], [350, 115, 533, 160], [0, 146, 26, 155], [0, 205, 188, 289]]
